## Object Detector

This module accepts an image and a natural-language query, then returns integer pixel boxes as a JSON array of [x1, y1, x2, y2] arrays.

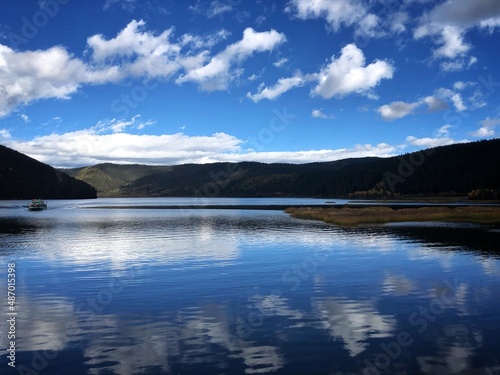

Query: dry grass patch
[[285, 206, 500, 226]]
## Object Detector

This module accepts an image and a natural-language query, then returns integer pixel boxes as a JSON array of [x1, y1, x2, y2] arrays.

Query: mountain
[[0, 145, 96, 199], [63, 163, 172, 197], [61, 139, 500, 199]]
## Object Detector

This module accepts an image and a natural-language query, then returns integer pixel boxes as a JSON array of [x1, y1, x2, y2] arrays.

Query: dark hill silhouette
[[0, 145, 96, 199]]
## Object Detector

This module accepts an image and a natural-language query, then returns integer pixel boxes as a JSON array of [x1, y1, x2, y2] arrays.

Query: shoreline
[[83, 202, 500, 211]]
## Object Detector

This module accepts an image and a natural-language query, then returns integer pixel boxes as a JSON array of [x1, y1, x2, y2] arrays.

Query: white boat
[[28, 199, 47, 211]]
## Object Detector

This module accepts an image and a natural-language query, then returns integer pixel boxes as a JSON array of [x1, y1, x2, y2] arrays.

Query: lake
[[1, 198, 499, 374]]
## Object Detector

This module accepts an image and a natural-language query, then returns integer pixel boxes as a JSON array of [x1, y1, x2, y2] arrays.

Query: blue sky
[[0, 0, 499, 167]]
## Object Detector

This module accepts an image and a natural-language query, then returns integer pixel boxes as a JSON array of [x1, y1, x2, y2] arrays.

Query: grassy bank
[[285, 206, 500, 226]]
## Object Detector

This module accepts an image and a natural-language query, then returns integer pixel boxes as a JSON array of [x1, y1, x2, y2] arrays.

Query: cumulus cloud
[[6, 126, 243, 167], [470, 127, 494, 138], [311, 109, 333, 119], [414, 0, 500, 65], [176, 28, 286, 91], [0, 128, 12, 140], [285, 0, 382, 37], [424, 96, 449, 112], [424, 0, 500, 27], [0, 21, 286, 117], [433, 25, 470, 59], [470, 116, 500, 137], [3, 119, 398, 167], [378, 80, 489, 122], [1, 20, 180, 116], [378, 101, 419, 121], [390, 11, 410, 34], [0, 44, 91, 117], [453, 81, 473, 91], [246, 44, 393, 101], [87, 20, 178, 69], [312, 44, 394, 99], [436, 88, 467, 111]]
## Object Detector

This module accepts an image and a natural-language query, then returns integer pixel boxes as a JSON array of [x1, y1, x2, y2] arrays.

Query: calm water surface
[[0, 198, 499, 374]]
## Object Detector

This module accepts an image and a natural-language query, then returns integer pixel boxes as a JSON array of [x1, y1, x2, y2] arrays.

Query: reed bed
[[285, 206, 500, 226]]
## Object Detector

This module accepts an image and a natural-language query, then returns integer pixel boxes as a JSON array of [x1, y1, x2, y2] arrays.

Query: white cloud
[[380, 81, 486, 122], [480, 17, 500, 29], [1, 20, 184, 117], [414, 0, 500, 64], [96, 115, 155, 133], [479, 117, 500, 128], [470, 116, 500, 137], [205, 2, 233, 18], [453, 81, 472, 90], [468, 95, 486, 111], [378, 80, 481, 120], [0, 128, 12, 139], [0, 21, 286, 117], [432, 25, 470, 59], [6, 127, 243, 167], [311, 109, 333, 119], [378, 101, 419, 121], [424, 96, 449, 112], [450, 94, 466, 112], [3, 122, 398, 167], [470, 126, 495, 138], [0, 44, 90, 117], [405, 135, 468, 148], [312, 44, 394, 99], [103, 0, 137, 11], [390, 11, 410, 34], [87, 19, 182, 79], [189, 0, 235, 19], [219, 143, 398, 164], [440, 56, 477, 72], [176, 27, 286, 91], [247, 73, 307, 102], [436, 88, 467, 111], [436, 124, 453, 137], [20, 114, 30, 123], [424, 0, 500, 27], [273, 57, 288, 67], [286, 0, 381, 37], [311, 109, 325, 118], [247, 44, 393, 101], [179, 29, 231, 50]]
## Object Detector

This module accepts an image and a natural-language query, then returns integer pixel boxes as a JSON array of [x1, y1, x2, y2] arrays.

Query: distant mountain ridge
[[0, 145, 96, 199], [62, 139, 500, 199]]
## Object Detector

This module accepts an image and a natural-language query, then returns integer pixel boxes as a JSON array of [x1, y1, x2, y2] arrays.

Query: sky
[[0, 0, 499, 167]]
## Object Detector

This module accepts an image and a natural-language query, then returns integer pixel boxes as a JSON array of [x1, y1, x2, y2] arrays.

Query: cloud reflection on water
[[1, 207, 499, 374], [314, 297, 396, 357]]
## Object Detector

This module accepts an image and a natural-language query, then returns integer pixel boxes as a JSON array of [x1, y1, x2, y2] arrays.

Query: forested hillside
[[62, 139, 500, 199]]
